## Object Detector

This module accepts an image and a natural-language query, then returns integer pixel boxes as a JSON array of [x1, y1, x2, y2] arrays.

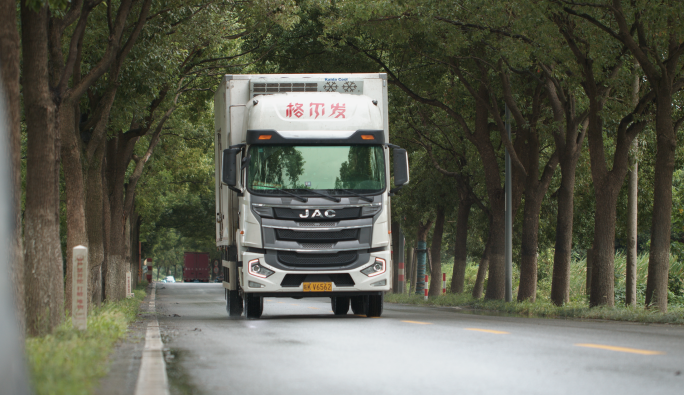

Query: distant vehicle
[[183, 252, 210, 283], [165, 276, 176, 283]]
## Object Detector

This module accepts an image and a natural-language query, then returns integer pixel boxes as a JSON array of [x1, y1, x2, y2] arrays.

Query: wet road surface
[[155, 283, 684, 395]]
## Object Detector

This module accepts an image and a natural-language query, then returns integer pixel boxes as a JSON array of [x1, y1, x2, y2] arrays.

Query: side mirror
[[222, 148, 240, 186], [393, 148, 409, 187]]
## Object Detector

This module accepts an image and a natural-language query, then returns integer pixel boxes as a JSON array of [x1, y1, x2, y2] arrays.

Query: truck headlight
[[248, 259, 274, 278], [361, 258, 386, 277]]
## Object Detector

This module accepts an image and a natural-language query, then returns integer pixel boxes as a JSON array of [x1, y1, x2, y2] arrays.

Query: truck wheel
[[331, 297, 350, 315], [367, 294, 383, 317], [244, 293, 263, 319], [350, 296, 368, 315], [226, 290, 243, 317]]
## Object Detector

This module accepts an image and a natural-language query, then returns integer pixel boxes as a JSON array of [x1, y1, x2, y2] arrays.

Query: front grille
[[276, 229, 359, 242], [274, 207, 361, 220], [280, 273, 355, 287], [299, 243, 335, 249], [297, 222, 338, 227], [277, 251, 358, 267]]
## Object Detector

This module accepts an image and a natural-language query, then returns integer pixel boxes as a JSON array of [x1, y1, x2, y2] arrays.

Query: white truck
[[214, 73, 409, 319]]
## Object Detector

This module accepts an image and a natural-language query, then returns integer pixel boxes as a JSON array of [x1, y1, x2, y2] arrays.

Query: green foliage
[[39, 0, 683, 308], [387, 291, 684, 324], [391, 249, 684, 320], [26, 288, 146, 395]]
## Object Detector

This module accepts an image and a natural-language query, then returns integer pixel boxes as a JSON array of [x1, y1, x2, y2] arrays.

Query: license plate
[[302, 282, 332, 292]]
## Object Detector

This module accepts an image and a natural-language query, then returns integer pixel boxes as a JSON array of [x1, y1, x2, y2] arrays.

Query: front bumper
[[237, 250, 391, 294]]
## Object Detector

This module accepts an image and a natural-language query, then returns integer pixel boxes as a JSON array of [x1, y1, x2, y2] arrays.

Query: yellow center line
[[575, 343, 665, 355], [464, 328, 509, 334], [402, 320, 432, 325], [308, 307, 319, 310]]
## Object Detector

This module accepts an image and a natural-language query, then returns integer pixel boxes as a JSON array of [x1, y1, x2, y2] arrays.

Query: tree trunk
[[626, 71, 640, 307], [124, 210, 132, 291], [415, 219, 433, 295], [102, 158, 111, 300], [586, 248, 593, 295], [85, 143, 107, 307], [21, 3, 64, 335], [408, 246, 416, 294], [451, 197, 472, 294], [484, 209, 506, 300], [130, 210, 140, 290], [590, 184, 620, 307], [429, 207, 445, 296], [473, 214, 492, 299], [543, 70, 588, 306], [60, 103, 88, 313], [470, 83, 507, 301], [517, 192, 544, 302], [550, 152, 579, 306], [108, 133, 134, 301], [104, 140, 116, 300], [626, 144, 638, 307], [646, 91, 676, 311], [0, 0, 24, 334]]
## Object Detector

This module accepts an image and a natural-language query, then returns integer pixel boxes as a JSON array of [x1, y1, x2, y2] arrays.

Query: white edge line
[[134, 285, 170, 395]]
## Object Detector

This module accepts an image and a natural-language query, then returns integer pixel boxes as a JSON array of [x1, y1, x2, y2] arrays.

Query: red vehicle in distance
[[183, 252, 210, 283]]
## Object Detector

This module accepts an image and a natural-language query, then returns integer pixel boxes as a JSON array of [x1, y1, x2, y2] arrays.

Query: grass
[[391, 249, 684, 324], [26, 286, 147, 395]]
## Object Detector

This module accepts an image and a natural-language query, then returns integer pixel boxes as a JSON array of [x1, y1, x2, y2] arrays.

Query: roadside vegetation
[[3, 0, 684, 354], [387, 251, 684, 323], [25, 287, 146, 395]]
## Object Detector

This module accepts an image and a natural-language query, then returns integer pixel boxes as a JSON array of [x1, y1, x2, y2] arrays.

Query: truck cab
[[214, 74, 409, 318]]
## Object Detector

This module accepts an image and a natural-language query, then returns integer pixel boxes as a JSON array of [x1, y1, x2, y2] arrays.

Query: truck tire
[[226, 290, 243, 317], [367, 294, 383, 317], [331, 297, 350, 315], [350, 295, 368, 316], [244, 293, 263, 319]]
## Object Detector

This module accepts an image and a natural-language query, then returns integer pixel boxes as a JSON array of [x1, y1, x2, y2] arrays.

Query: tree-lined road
[[156, 283, 684, 394]]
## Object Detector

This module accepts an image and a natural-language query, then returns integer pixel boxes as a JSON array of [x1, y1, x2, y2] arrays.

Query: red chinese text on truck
[[183, 252, 210, 283]]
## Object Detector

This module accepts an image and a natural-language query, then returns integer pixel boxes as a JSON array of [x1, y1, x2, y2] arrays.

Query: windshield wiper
[[337, 189, 374, 202], [294, 189, 341, 202], [268, 188, 308, 202]]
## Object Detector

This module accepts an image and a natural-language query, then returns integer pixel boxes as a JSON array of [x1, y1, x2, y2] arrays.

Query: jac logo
[[299, 209, 335, 218]]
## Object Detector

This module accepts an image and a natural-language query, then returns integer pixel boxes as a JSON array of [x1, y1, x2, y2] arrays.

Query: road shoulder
[[94, 285, 153, 395]]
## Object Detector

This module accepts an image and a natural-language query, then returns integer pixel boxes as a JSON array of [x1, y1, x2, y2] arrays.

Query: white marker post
[[72, 245, 88, 330], [424, 274, 429, 301], [126, 271, 132, 298]]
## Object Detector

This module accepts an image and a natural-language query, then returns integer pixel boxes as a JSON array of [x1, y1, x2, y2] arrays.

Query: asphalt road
[[156, 283, 684, 395]]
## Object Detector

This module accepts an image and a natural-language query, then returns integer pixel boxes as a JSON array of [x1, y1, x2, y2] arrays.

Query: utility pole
[[505, 104, 513, 302]]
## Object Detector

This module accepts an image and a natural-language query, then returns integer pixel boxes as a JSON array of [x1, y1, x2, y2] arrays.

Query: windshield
[[247, 145, 385, 196]]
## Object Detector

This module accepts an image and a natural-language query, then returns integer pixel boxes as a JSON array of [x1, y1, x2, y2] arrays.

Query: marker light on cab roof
[[361, 135, 375, 140], [258, 135, 272, 140]]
